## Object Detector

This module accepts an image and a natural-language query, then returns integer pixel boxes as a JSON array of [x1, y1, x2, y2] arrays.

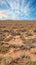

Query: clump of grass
[[0, 56, 3, 63], [0, 33, 5, 41], [0, 46, 9, 53], [31, 52, 36, 55], [3, 30, 10, 32], [18, 28, 26, 32], [32, 38, 36, 43], [0, 43, 10, 53], [26, 32, 33, 36], [25, 61, 36, 65], [4, 36, 13, 42], [20, 34, 26, 41], [10, 30, 21, 36], [1, 56, 13, 65], [0, 42, 3, 46], [33, 28, 36, 33]]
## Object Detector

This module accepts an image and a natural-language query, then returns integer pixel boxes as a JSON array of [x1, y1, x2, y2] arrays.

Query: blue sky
[[0, 0, 36, 20]]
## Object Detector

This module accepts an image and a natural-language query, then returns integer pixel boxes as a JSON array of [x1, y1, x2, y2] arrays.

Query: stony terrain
[[0, 20, 36, 65]]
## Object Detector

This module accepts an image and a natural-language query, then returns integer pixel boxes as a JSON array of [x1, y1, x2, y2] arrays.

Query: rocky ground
[[0, 20, 36, 65]]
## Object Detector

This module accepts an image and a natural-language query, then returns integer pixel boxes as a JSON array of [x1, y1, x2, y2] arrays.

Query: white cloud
[[0, 0, 35, 20], [0, 10, 9, 19], [0, 0, 30, 19]]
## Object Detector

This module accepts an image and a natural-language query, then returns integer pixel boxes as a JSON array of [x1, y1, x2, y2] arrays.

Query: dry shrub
[[25, 61, 36, 65], [1, 57, 13, 65], [26, 32, 33, 36], [0, 43, 10, 53]]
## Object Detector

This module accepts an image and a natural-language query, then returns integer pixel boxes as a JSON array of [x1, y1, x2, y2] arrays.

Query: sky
[[0, 0, 36, 20]]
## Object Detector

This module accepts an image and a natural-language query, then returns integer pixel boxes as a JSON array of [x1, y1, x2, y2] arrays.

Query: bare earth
[[0, 20, 36, 65]]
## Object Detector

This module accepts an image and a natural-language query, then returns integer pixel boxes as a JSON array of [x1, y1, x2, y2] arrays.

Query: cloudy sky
[[0, 0, 36, 20]]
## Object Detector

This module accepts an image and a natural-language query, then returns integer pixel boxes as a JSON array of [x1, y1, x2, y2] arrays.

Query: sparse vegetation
[[0, 21, 36, 65]]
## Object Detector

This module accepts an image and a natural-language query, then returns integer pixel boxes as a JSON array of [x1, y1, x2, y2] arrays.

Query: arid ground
[[0, 20, 36, 65]]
